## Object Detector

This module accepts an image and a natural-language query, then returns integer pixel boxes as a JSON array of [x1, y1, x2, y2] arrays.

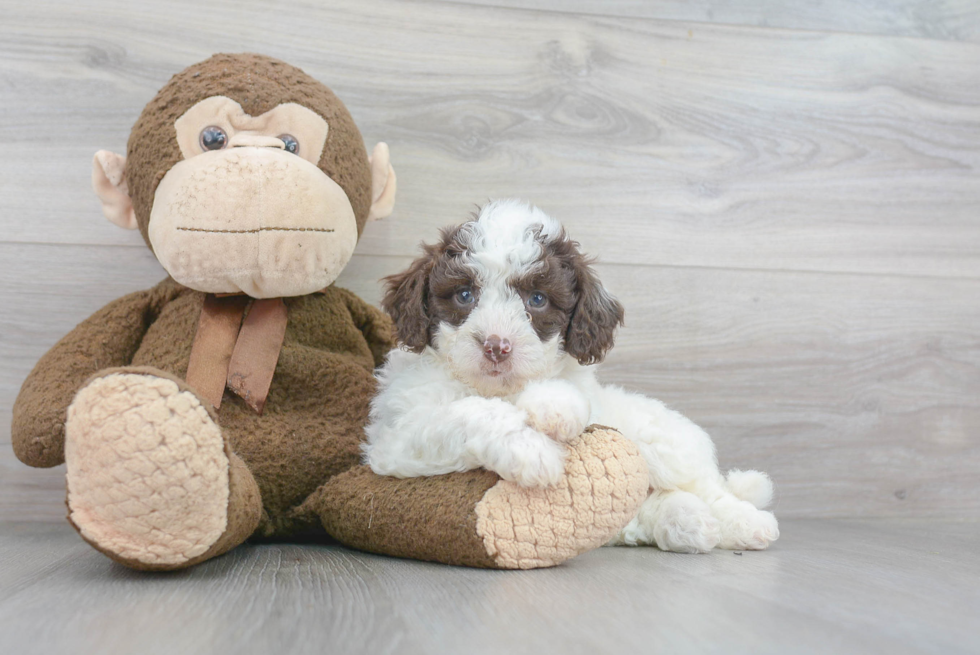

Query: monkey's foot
[[311, 425, 649, 569], [65, 368, 260, 570]]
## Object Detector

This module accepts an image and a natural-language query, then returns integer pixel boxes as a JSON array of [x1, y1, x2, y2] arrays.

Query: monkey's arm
[[12, 288, 164, 468], [338, 288, 397, 367]]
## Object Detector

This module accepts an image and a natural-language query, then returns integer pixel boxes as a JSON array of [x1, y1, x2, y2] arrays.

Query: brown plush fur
[[11, 53, 443, 563], [306, 466, 501, 568], [129, 281, 392, 537], [14, 278, 394, 537], [12, 286, 174, 468], [125, 53, 374, 248]]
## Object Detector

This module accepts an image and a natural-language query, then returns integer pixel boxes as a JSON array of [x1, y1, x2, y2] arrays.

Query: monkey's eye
[[527, 291, 548, 308], [199, 126, 228, 151], [278, 134, 299, 154], [454, 288, 475, 306]]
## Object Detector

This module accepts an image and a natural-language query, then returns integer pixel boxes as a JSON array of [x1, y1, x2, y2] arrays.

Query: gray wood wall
[[1, 0, 977, 521]]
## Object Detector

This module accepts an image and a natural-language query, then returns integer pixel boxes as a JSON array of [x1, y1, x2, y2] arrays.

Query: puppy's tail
[[724, 469, 774, 509]]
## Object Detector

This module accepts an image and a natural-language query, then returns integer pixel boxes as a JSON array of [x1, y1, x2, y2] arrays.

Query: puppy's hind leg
[[699, 479, 779, 551], [610, 489, 721, 553]]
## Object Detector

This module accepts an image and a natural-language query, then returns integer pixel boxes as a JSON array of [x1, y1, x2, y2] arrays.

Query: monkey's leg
[[64, 367, 262, 571], [304, 426, 649, 569]]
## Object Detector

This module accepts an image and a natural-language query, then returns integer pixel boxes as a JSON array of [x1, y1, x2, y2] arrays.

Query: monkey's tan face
[[148, 96, 357, 298]]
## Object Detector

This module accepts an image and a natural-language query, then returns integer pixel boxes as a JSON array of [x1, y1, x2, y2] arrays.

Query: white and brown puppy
[[363, 200, 779, 552]]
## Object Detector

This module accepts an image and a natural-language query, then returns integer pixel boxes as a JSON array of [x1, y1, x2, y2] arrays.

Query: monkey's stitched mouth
[[176, 227, 335, 234]]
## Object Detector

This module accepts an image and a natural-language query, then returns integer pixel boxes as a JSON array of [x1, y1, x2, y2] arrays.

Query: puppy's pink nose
[[483, 335, 512, 363]]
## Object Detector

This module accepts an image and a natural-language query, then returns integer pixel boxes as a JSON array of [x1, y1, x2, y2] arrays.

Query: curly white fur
[[364, 200, 779, 552]]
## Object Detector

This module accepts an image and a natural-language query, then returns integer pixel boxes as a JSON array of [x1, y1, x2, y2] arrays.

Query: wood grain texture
[[1, 0, 979, 278], [449, 0, 980, 42], [1, 0, 979, 521], [0, 519, 978, 654]]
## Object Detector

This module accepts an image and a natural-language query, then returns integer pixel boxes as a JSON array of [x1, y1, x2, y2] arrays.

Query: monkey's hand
[[11, 285, 170, 468]]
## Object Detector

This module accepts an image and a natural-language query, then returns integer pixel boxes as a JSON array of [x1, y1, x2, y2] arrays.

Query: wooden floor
[[1, 519, 977, 654]]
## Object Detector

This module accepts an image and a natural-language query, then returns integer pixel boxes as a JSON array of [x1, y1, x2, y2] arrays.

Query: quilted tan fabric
[[475, 426, 649, 569]]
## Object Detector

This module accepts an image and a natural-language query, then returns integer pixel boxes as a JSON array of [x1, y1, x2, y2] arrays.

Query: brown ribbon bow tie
[[185, 294, 288, 414]]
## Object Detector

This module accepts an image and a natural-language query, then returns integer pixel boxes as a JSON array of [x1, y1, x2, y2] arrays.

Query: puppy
[[363, 200, 779, 552]]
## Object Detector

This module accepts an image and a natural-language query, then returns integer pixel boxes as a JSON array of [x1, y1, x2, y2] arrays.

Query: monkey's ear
[[92, 150, 138, 230], [367, 142, 397, 221]]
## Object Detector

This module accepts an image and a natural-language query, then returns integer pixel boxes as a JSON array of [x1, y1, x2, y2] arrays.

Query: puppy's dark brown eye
[[455, 288, 475, 305], [527, 291, 548, 308]]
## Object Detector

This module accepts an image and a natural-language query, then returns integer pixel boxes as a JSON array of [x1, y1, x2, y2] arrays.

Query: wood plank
[[1, 0, 979, 278], [448, 0, 980, 42], [0, 522, 419, 655], [3, 244, 978, 519], [596, 264, 980, 519], [0, 519, 977, 654]]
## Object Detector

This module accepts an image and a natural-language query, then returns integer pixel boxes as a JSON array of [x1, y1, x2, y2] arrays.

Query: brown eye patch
[[427, 231, 480, 330], [510, 247, 578, 341]]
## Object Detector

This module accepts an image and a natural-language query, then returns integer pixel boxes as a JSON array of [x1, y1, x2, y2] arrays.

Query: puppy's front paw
[[517, 382, 590, 443], [496, 428, 566, 488]]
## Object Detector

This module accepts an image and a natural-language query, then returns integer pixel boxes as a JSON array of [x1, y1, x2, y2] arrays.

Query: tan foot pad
[[65, 373, 229, 567], [475, 427, 649, 569]]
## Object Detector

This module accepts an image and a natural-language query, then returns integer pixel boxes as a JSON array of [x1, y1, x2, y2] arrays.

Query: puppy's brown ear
[[382, 248, 436, 352], [565, 257, 625, 366]]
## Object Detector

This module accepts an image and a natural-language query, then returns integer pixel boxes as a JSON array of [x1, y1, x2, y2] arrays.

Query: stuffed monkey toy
[[11, 54, 648, 571]]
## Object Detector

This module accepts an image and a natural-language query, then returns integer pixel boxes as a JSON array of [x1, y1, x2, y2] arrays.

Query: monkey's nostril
[[483, 335, 512, 363]]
